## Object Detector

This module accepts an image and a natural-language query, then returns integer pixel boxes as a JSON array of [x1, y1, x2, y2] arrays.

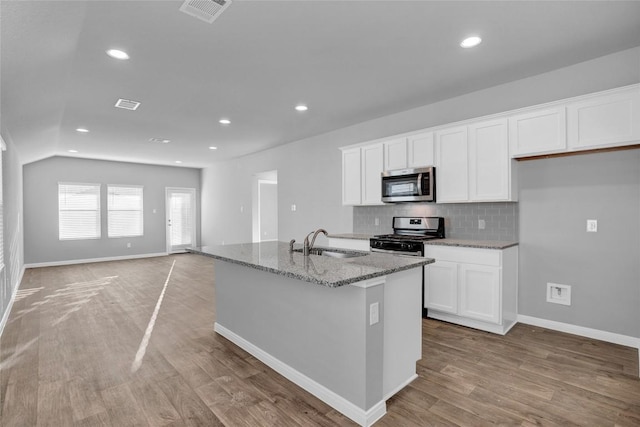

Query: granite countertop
[[327, 233, 373, 240], [424, 239, 519, 250], [188, 241, 433, 288]]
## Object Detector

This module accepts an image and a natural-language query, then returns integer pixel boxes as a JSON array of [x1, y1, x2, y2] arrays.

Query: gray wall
[[201, 46, 640, 338], [519, 150, 640, 338], [23, 156, 201, 264], [201, 46, 639, 248], [354, 202, 518, 241], [1, 133, 25, 327], [201, 139, 353, 247]]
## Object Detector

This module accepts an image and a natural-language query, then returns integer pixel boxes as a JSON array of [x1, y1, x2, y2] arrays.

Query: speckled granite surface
[[188, 241, 433, 287], [424, 239, 518, 250], [327, 233, 373, 240]]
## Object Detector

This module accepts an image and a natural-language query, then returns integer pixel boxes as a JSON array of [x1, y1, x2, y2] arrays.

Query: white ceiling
[[2, 0, 640, 168]]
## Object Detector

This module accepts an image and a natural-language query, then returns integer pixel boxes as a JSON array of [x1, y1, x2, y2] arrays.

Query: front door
[[166, 187, 196, 253]]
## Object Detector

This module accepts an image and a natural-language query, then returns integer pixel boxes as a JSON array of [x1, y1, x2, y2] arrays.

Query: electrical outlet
[[369, 302, 379, 325], [547, 283, 571, 306], [126, 242, 131, 248], [291, 204, 296, 212], [587, 219, 597, 232], [478, 219, 486, 230]]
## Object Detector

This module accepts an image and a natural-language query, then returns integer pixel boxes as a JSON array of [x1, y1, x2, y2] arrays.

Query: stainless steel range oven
[[370, 217, 445, 317], [370, 217, 445, 256]]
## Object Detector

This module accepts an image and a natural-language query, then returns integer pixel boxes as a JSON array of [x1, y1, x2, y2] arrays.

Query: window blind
[[108, 185, 143, 238], [59, 183, 101, 240]]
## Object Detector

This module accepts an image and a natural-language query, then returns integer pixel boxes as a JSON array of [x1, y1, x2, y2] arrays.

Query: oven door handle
[[371, 247, 422, 257], [417, 173, 423, 195]]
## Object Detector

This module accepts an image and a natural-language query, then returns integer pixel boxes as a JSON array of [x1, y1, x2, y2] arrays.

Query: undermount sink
[[292, 247, 367, 259]]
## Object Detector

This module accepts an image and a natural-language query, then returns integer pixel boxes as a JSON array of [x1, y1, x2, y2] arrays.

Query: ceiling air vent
[[115, 98, 141, 111], [149, 138, 171, 144], [179, 0, 232, 24]]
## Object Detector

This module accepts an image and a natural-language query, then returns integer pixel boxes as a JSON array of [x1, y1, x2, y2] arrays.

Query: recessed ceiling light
[[68, 150, 78, 153], [209, 146, 218, 150], [295, 104, 308, 112], [75, 128, 90, 133], [175, 160, 182, 164], [460, 36, 482, 48], [219, 119, 231, 125], [106, 49, 129, 60]]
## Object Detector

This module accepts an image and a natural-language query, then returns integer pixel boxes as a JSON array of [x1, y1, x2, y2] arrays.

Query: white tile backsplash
[[354, 202, 518, 241]]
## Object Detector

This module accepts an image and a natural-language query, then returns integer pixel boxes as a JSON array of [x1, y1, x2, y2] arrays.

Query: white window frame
[[107, 185, 144, 238], [58, 182, 102, 241]]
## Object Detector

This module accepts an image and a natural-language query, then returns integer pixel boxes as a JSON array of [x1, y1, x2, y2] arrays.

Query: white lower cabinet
[[424, 260, 458, 314], [458, 264, 501, 324], [424, 245, 518, 335]]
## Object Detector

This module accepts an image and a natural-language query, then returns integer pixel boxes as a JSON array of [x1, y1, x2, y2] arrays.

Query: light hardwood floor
[[1, 254, 638, 426]]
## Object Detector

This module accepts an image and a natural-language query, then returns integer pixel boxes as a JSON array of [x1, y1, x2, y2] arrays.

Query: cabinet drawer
[[424, 245, 501, 266]]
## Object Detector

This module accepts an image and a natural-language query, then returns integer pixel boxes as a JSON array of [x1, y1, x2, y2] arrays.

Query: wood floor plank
[[1, 253, 638, 427]]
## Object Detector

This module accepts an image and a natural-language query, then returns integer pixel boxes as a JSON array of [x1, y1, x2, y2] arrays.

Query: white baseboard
[[517, 314, 640, 349], [24, 252, 169, 268], [0, 265, 25, 338], [214, 322, 386, 427]]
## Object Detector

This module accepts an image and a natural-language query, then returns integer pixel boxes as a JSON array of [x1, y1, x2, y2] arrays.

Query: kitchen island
[[189, 242, 433, 427]]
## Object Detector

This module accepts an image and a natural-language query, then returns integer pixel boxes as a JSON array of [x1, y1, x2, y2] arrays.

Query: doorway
[[166, 187, 196, 253], [252, 171, 278, 243]]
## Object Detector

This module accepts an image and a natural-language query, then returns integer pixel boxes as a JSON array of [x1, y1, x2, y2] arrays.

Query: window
[[108, 185, 143, 238], [58, 183, 101, 240]]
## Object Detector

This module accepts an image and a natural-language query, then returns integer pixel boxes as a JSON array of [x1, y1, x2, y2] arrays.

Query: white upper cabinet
[[567, 87, 640, 150], [407, 131, 435, 168], [361, 144, 384, 205], [383, 138, 408, 171], [341, 145, 384, 206], [341, 147, 362, 205], [342, 85, 638, 205], [435, 126, 469, 203], [469, 118, 514, 202], [509, 106, 567, 157]]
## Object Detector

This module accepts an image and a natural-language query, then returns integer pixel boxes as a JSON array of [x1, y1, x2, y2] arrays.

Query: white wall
[[1, 132, 25, 332]]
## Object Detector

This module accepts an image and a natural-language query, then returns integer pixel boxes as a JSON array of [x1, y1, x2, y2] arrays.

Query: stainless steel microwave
[[381, 166, 435, 203]]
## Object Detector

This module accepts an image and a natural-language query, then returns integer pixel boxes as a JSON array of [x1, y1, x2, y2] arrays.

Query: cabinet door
[[407, 131, 434, 168], [567, 88, 640, 150], [459, 264, 501, 324], [342, 148, 361, 205], [469, 118, 511, 201], [425, 261, 458, 314], [383, 138, 408, 171], [436, 126, 468, 203], [509, 107, 566, 157], [361, 144, 384, 205]]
